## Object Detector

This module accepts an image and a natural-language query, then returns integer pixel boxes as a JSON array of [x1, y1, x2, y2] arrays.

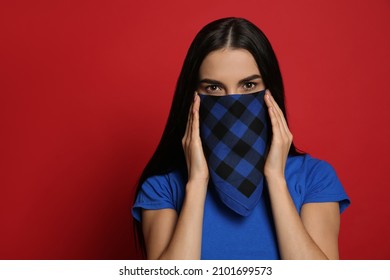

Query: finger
[[266, 95, 289, 147], [183, 99, 194, 145], [188, 94, 198, 142], [264, 89, 273, 109], [265, 90, 290, 137], [265, 91, 282, 131], [185, 103, 192, 138], [192, 93, 200, 138], [265, 91, 283, 123], [268, 104, 281, 137], [266, 90, 282, 114]]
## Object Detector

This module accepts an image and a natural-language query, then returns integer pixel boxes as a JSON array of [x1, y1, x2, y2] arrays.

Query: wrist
[[264, 170, 284, 180], [265, 173, 286, 186], [186, 179, 208, 191], [187, 173, 209, 186]]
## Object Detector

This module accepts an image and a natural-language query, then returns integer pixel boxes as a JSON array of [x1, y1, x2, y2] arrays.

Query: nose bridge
[[225, 84, 238, 95], [226, 90, 237, 95]]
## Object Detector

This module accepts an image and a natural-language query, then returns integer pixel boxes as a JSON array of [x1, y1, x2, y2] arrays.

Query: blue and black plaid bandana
[[199, 90, 268, 216]]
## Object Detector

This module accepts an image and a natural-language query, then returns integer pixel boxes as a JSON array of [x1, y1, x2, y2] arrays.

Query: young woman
[[132, 17, 350, 260]]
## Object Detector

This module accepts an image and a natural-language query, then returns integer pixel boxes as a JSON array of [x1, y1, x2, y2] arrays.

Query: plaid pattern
[[199, 90, 268, 216]]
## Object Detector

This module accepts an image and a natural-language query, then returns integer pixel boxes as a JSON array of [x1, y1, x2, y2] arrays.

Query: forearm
[[266, 176, 328, 260], [158, 180, 207, 259]]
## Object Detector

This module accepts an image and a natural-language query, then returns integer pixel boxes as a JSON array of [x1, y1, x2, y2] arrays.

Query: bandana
[[199, 90, 268, 216]]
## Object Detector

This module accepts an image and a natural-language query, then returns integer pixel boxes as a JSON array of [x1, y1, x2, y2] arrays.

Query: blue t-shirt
[[132, 154, 350, 259]]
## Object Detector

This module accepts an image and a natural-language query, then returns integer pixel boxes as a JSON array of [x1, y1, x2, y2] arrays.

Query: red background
[[1, 0, 389, 259]]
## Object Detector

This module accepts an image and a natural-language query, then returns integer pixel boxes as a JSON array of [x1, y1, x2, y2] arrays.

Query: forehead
[[199, 48, 260, 80]]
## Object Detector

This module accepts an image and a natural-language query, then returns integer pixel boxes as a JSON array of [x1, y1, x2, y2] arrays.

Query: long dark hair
[[132, 17, 304, 258]]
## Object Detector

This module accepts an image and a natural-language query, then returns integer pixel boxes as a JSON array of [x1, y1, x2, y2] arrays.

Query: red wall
[[1, 0, 389, 259]]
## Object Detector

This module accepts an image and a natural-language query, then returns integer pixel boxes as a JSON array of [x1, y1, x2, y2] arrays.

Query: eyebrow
[[199, 74, 262, 85]]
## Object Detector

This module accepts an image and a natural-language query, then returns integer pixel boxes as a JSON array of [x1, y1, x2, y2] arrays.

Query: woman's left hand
[[263, 90, 293, 180]]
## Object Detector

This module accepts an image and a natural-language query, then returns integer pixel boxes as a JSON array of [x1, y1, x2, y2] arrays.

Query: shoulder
[[286, 153, 338, 179], [287, 153, 330, 169], [285, 154, 351, 213], [132, 169, 187, 222], [292, 154, 341, 189], [141, 169, 186, 195]]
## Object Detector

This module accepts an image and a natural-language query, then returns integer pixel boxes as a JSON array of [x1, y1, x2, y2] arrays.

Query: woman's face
[[197, 48, 265, 96]]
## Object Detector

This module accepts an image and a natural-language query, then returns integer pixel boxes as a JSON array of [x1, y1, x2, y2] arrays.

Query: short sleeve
[[132, 174, 176, 222], [303, 159, 351, 213]]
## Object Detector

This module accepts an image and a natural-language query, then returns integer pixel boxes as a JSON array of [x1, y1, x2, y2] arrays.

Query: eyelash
[[205, 85, 222, 93], [243, 82, 257, 90], [205, 82, 258, 93]]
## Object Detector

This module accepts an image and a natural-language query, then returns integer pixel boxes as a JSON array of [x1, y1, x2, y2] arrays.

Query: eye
[[243, 82, 257, 91], [205, 84, 222, 93]]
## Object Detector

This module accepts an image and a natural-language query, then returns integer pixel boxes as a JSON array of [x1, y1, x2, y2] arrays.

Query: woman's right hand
[[182, 92, 209, 184], [143, 93, 208, 259]]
